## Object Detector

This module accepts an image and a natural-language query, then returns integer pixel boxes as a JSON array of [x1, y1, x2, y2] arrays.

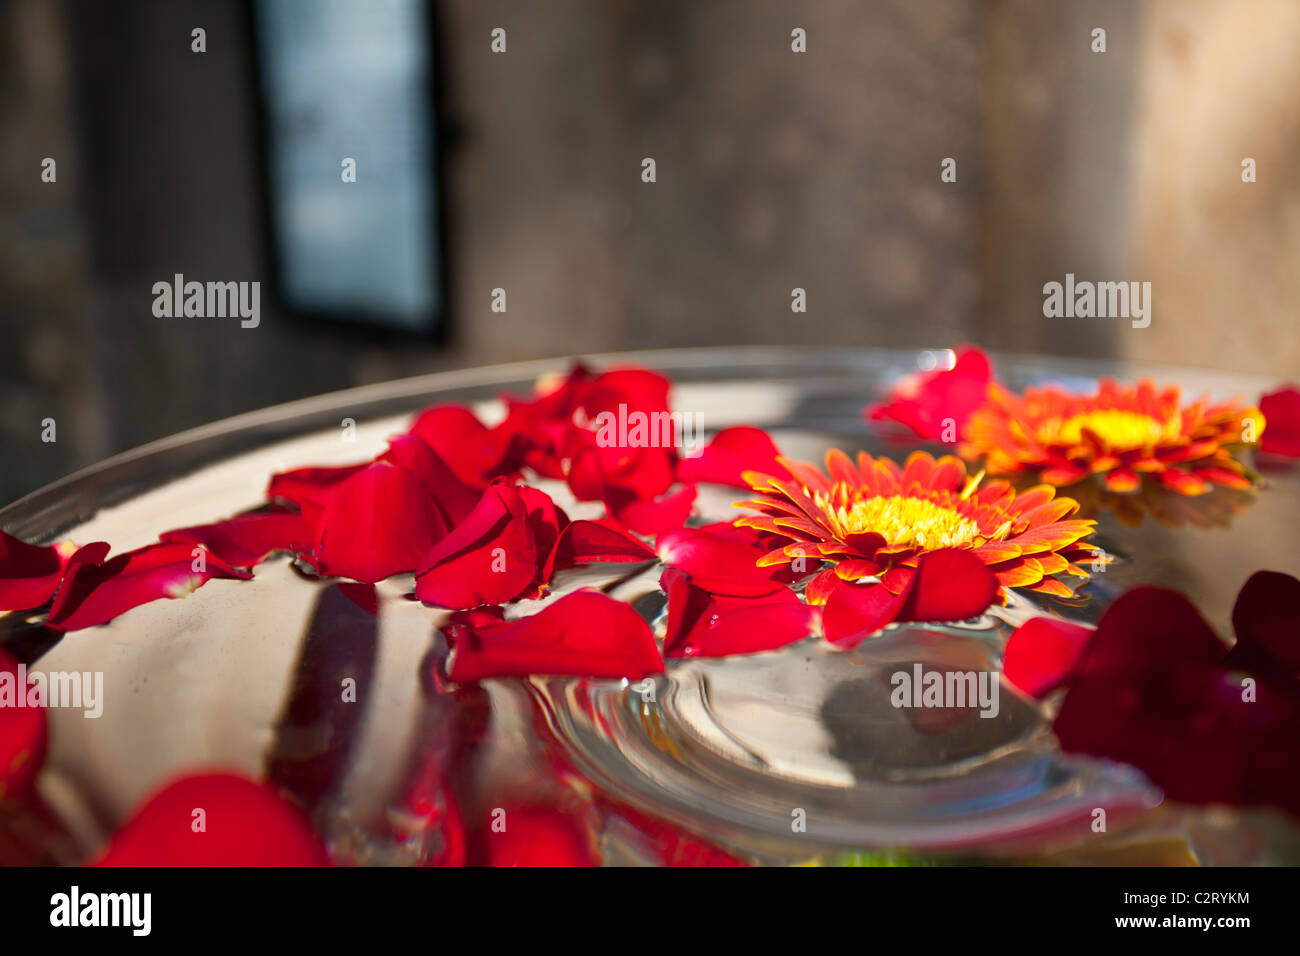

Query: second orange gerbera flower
[[960, 379, 1263, 495], [736, 450, 1098, 601]]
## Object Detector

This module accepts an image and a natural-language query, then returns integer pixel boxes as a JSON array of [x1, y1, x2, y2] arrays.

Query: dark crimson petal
[[661, 568, 817, 659], [822, 579, 903, 648], [446, 589, 664, 681], [0, 648, 47, 800], [656, 522, 796, 597], [414, 483, 541, 610], [894, 548, 999, 623], [1002, 616, 1094, 698], [866, 345, 993, 441], [379, 434, 480, 528], [1226, 570, 1300, 680], [542, 518, 654, 580], [311, 460, 449, 583], [94, 772, 327, 866], [473, 804, 597, 867], [0, 530, 74, 612], [159, 509, 312, 569], [1073, 586, 1227, 677], [676, 426, 783, 488], [605, 483, 697, 536], [46, 542, 248, 632], [566, 436, 676, 503], [1259, 385, 1300, 457]]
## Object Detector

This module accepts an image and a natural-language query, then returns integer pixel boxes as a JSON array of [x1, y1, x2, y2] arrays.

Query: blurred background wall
[[0, 0, 1295, 504]]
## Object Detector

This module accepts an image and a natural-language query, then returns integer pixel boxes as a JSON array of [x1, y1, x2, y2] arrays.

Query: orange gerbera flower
[[736, 450, 1098, 600], [960, 379, 1264, 495]]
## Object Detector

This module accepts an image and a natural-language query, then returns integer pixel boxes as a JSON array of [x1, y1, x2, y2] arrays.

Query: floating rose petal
[[1225, 570, 1300, 680], [446, 589, 663, 682], [0, 648, 46, 801], [415, 482, 554, 610], [822, 549, 999, 648], [267, 462, 366, 512], [1053, 583, 1300, 815], [0, 530, 75, 612], [1259, 386, 1300, 458], [542, 518, 655, 579], [407, 404, 505, 488], [159, 508, 312, 569], [94, 772, 327, 866], [312, 460, 450, 583], [866, 346, 993, 441], [661, 568, 817, 659], [1002, 616, 1094, 698], [46, 542, 249, 632], [656, 522, 800, 597], [605, 483, 697, 536], [676, 426, 783, 488]]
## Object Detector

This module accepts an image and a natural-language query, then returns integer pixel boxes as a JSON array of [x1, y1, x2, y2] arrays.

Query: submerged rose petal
[[1259, 386, 1300, 458], [94, 772, 327, 866], [867, 346, 993, 441], [159, 508, 312, 569], [0, 648, 47, 801], [1002, 617, 1094, 698], [472, 804, 597, 867], [676, 426, 783, 488], [46, 542, 249, 631], [661, 568, 817, 659], [446, 589, 663, 681], [0, 530, 74, 612]]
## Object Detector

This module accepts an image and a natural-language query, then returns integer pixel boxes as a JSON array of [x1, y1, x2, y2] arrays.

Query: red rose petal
[[822, 549, 998, 648], [46, 542, 249, 632], [605, 483, 697, 536], [446, 589, 663, 681], [1002, 616, 1094, 698], [0, 648, 47, 800], [414, 483, 544, 610], [94, 772, 327, 866], [1259, 385, 1300, 458], [407, 404, 501, 487], [379, 434, 481, 529], [159, 509, 312, 569], [0, 530, 74, 612], [267, 462, 366, 511], [866, 346, 994, 441], [1226, 570, 1300, 679], [473, 804, 597, 867], [676, 426, 783, 488], [311, 460, 450, 583], [661, 568, 817, 658], [542, 518, 655, 579], [656, 522, 798, 597]]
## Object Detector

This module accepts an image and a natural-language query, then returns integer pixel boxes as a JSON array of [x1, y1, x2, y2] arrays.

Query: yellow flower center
[[1038, 409, 1178, 448], [826, 493, 983, 549]]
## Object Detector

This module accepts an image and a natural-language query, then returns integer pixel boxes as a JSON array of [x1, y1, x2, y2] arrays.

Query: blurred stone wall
[[0, 0, 1296, 506]]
